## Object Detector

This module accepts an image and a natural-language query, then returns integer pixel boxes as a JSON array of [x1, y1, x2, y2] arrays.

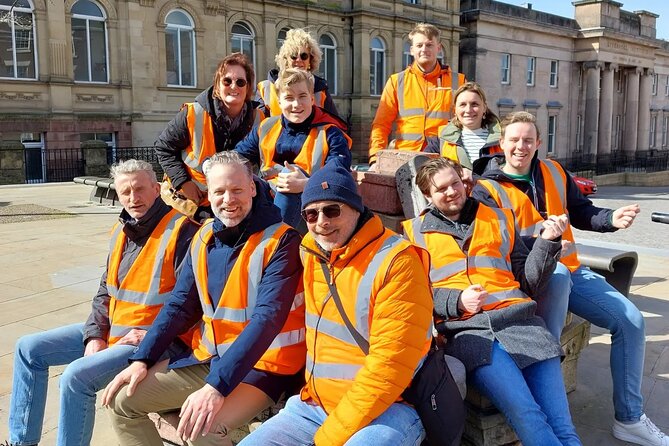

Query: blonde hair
[[500, 111, 541, 140], [409, 23, 441, 43], [275, 28, 322, 72], [275, 68, 315, 95]]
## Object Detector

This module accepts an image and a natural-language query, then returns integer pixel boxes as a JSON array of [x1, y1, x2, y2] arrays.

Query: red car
[[569, 172, 597, 196]]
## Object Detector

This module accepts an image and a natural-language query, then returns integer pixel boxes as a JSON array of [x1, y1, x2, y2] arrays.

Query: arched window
[[403, 41, 413, 69], [319, 34, 337, 95], [230, 22, 255, 68], [71, 0, 108, 83], [165, 10, 196, 87], [277, 27, 290, 49], [370, 37, 385, 96], [0, 0, 37, 79]]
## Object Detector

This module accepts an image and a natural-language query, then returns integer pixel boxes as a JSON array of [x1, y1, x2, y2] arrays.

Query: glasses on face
[[301, 203, 343, 223], [290, 52, 310, 61], [222, 77, 248, 88]]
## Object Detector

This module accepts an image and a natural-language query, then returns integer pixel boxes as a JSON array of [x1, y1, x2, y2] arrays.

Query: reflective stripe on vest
[[258, 116, 330, 177], [180, 102, 209, 191], [306, 353, 362, 380], [479, 179, 544, 238]]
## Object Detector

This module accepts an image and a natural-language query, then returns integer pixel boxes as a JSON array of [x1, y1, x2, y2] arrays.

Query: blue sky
[[502, 1, 669, 40]]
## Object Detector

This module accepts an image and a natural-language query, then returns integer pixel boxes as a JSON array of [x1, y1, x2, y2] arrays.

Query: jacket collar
[[420, 199, 479, 235], [119, 197, 172, 242], [409, 61, 449, 81]]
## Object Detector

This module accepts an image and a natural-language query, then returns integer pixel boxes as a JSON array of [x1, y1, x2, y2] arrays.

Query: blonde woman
[[257, 28, 340, 119]]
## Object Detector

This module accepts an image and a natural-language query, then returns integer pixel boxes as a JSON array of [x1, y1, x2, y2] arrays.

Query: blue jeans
[[535, 262, 573, 340], [273, 190, 302, 229], [8, 323, 136, 446], [238, 394, 425, 446], [568, 266, 645, 422], [470, 342, 581, 446]]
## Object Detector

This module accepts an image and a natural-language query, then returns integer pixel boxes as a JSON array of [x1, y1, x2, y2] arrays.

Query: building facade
[[459, 0, 669, 160], [0, 0, 463, 169]]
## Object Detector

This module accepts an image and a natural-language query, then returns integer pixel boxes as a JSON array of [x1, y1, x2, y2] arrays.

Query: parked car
[[568, 171, 598, 195]]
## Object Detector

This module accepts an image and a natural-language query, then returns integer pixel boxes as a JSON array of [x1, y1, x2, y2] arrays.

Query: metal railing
[[551, 150, 669, 179]]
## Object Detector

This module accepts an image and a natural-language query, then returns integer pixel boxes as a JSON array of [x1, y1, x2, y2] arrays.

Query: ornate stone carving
[[139, 0, 155, 6], [0, 92, 42, 101], [204, 0, 224, 16], [75, 94, 114, 103]]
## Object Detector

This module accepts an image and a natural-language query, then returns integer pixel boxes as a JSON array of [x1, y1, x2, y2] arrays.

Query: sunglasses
[[290, 52, 310, 61], [222, 77, 248, 88], [301, 203, 343, 223]]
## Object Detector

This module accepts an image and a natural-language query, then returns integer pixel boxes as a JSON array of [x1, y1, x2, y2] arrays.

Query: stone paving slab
[[0, 183, 667, 445]]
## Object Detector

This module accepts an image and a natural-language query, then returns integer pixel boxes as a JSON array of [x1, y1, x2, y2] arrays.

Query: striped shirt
[[461, 127, 489, 163]]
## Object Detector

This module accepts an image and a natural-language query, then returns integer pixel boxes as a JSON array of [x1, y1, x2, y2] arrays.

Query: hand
[[83, 337, 107, 357], [115, 328, 147, 346], [458, 284, 488, 314], [276, 162, 307, 193], [101, 361, 148, 407], [560, 239, 572, 258], [177, 384, 225, 442], [540, 214, 569, 241], [611, 204, 640, 229], [179, 181, 204, 204]]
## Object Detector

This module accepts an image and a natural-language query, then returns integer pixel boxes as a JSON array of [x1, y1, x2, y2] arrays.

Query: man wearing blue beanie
[[240, 161, 435, 445]]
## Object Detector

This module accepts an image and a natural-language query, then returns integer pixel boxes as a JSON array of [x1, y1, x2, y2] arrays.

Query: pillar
[[597, 64, 616, 155], [583, 61, 602, 154], [623, 67, 642, 152], [637, 68, 653, 151]]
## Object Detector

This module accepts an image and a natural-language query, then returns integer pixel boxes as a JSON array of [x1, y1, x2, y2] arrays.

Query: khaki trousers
[[108, 360, 273, 446]]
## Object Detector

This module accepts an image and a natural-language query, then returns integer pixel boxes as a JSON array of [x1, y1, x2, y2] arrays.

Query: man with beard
[[102, 151, 305, 445]]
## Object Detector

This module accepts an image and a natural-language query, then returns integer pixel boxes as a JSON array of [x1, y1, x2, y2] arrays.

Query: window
[[230, 22, 255, 68], [575, 115, 582, 151], [663, 116, 668, 147], [0, 0, 37, 79], [277, 27, 290, 49], [650, 115, 657, 148], [370, 37, 385, 96], [613, 115, 621, 150], [403, 41, 413, 69], [404, 0, 420, 4], [652, 73, 658, 96], [549, 60, 559, 87], [319, 34, 337, 96], [578, 66, 583, 88], [617, 69, 624, 93], [526, 56, 535, 86], [501, 53, 511, 84], [547, 115, 557, 154], [71, 0, 108, 83], [164, 10, 196, 87], [665, 76, 669, 96], [80, 132, 116, 148]]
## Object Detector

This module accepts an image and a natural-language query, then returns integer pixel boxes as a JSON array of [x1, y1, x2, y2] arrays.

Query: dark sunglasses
[[222, 77, 248, 88], [290, 52, 310, 61], [301, 203, 343, 223]]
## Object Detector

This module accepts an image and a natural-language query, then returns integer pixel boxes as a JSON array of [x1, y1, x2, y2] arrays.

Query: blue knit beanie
[[301, 162, 364, 213]]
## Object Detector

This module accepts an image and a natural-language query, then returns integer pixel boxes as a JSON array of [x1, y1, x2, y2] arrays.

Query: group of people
[[6, 21, 668, 446]]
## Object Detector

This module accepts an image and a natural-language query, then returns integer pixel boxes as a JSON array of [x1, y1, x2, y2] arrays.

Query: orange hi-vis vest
[[189, 220, 306, 375], [179, 102, 265, 204], [403, 205, 532, 317], [477, 160, 580, 271], [256, 115, 351, 180], [300, 228, 433, 412], [258, 79, 327, 117], [106, 209, 190, 345], [440, 140, 502, 163]]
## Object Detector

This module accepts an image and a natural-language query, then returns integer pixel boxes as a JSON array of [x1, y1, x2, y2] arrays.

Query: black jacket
[[154, 86, 265, 190]]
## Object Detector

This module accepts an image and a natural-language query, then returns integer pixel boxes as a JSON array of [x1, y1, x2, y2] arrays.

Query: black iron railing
[[551, 150, 669, 179]]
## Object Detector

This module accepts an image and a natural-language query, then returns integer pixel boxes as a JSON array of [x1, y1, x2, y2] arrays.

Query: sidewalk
[[0, 182, 668, 445]]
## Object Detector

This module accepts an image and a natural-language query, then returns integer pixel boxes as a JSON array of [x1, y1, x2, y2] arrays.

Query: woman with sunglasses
[[155, 52, 267, 220], [257, 28, 341, 120]]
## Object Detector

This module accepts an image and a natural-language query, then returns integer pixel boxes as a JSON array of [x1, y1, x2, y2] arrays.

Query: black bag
[[402, 347, 465, 446], [319, 262, 465, 446]]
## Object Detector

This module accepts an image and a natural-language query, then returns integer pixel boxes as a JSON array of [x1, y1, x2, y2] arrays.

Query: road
[[572, 186, 669, 256]]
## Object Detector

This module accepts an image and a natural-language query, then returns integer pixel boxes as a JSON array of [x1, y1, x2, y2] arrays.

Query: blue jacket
[[130, 178, 303, 396], [234, 107, 352, 171]]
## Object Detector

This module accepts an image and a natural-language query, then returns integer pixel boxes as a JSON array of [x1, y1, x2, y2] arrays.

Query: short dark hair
[[213, 53, 255, 102]]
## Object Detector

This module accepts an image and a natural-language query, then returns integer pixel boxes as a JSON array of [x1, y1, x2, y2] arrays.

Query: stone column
[[0, 140, 26, 185], [623, 67, 642, 152], [583, 62, 602, 154], [81, 140, 110, 177], [637, 68, 653, 151], [597, 64, 616, 155]]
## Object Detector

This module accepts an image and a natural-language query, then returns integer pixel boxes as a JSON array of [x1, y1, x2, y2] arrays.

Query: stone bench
[[73, 176, 118, 206]]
